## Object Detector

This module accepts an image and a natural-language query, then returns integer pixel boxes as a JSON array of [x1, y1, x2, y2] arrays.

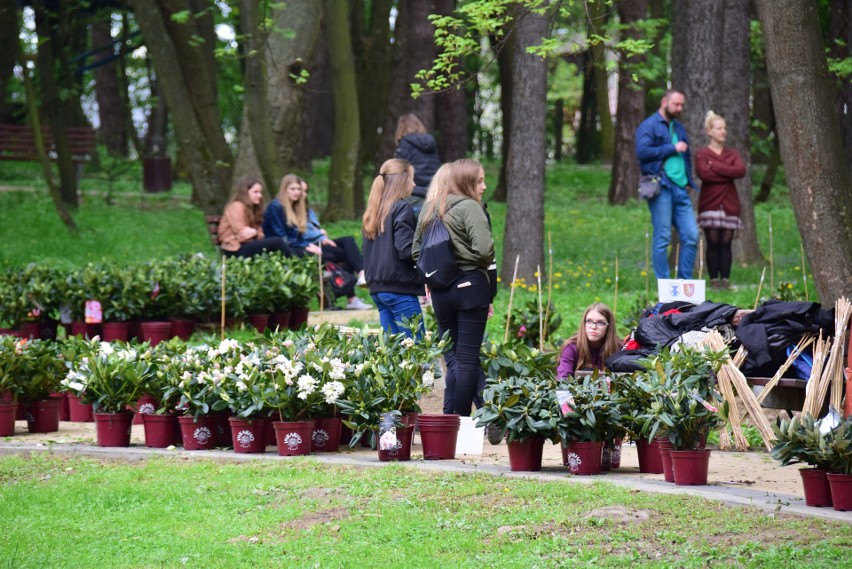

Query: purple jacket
[[557, 343, 604, 379]]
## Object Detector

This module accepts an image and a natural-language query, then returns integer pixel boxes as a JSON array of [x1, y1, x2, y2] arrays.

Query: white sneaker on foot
[[355, 271, 367, 287], [346, 297, 372, 310]]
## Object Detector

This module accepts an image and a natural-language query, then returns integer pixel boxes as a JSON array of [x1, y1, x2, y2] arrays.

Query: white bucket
[[455, 416, 484, 455]]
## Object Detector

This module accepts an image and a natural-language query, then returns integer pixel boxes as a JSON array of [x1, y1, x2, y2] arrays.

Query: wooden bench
[[205, 215, 222, 250], [0, 124, 96, 163]]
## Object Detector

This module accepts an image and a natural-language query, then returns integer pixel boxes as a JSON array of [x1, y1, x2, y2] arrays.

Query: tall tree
[[754, 0, 852, 303], [721, 0, 762, 264], [32, 0, 81, 208], [376, 1, 437, 168], [91, 13, 129, 157], [608, 0, 648, 205], [323, 0, 360, 221], [643, 0, 667, 117], [588, 0, 614, 163], [236, 0, 281, 194], [129, 0, 233, 213], [829, 0, 852, 177], [490, 29, 515, 202], [501, 6, 547, 284], [434, 0, 469, 162], [0, 1, 19, 123]]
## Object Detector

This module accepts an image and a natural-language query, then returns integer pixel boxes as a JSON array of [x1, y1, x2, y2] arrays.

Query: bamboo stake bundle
[[828, 298, 852, 409], [802, 333, 830, 417], [755, 334, 815, 404], [714, 346, 749, 450], [503, 255, 520, 343], [318, 244, 324, 321], [703, 331, 776, 450]]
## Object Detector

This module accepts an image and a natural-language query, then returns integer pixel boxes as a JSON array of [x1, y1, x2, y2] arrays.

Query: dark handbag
[[638, 174, 660, 200], [324, 262, 356, 298]]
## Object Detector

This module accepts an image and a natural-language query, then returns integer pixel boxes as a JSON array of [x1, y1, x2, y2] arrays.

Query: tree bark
[[129, 0, 232, 213], [0, 1, 19, 123], [588, 0, 614, 163], [575, 50, 597, 164], [722, 0, 762, 264], [434, 0, 468, 162], [501, 7, 547, 284], [643, 0, 667, 117], [323, 0, 360, 221], [755, 0, 852, 303], [236, 0, 281, 194], [608, 0, 647, 205], [91, 15, 128, 157], [491, 29, 514, 202], [33, 0, 79, 208], [829, 0, 852, 178]]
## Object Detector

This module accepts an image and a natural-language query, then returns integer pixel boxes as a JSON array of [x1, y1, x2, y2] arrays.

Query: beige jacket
[[217, 201, 263, 252]]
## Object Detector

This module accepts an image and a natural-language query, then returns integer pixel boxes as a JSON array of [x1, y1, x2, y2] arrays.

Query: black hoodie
[[395, 133, 441, 198]]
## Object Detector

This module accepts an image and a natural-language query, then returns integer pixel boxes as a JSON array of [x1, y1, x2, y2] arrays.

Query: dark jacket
[[635, 111, 696, 190], [395, 134, 441, 199], [634, 301, 738, 348], [363, 200, 424, 296], [263, 199, 324, 248]]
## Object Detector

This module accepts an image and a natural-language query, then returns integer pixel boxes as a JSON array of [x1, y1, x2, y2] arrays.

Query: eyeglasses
[[584, 319, 608, 329]]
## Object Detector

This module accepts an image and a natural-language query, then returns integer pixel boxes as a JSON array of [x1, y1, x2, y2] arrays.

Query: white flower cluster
[[296, 374, 318, 400], [321, 381, 345, 404]]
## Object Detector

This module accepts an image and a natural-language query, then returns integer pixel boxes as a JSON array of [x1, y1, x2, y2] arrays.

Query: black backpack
[[416, 207, 461, 290]]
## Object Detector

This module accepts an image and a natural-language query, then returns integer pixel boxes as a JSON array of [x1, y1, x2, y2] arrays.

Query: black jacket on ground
[[736, 300, 835, 376], [634, 301, 738, 348], [395, 134, 441, 198], [363, 200, 425, 296]]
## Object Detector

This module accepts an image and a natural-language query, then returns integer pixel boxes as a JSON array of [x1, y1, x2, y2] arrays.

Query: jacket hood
[[402, 133, 437, 153]]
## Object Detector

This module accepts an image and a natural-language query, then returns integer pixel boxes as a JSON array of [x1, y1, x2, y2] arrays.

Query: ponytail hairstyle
[[419, 163, 453, 225], [704, 109, 725, 132], [362, 159, 415, 239], [231, 177, 264, 226], [277, 173, 307, 233]]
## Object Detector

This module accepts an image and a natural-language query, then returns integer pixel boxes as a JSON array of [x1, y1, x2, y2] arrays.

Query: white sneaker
[[346, 297, 372, 310], [355, 271, 367, 287]]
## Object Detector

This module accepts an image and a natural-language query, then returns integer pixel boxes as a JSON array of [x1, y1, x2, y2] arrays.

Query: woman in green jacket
[[413, 159, 495, 416]]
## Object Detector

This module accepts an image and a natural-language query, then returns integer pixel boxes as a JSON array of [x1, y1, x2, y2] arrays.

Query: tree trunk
[[722, 0, 762, 264], [129, 0, 232, 213], [829, 0, 852, 178], [609, 0, 647, 205], [33, 0, 78, 208], [491, 30, 514, 202], [644, 0, 667, 117], [298, 36, 334, 166], [0, 1, 19, 123], [91, 16, 128, 157], [588, 0, 614, 163], [501, 7, 547, 285], [434, 0, 468, 162], [236, 0, 281, 194], [117, 13, 143, 158], [376, 0, 437, 168], [553, 97, 564, 162], [353, 0, 393, 177], [575, 50, 597, 164], [755, 0, 852, 303], [323, 0, 360, 221], [142, 57, 169, 158]]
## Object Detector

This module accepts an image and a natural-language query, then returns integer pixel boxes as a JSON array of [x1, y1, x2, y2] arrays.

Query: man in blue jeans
[[635, 90, 699, 279]]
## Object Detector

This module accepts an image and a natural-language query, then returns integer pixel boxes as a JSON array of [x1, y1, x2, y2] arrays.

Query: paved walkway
[[2, 428, 850, 524]]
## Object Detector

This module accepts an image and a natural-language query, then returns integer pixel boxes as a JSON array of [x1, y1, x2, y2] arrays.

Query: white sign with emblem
[[657, 279, 706, 304]]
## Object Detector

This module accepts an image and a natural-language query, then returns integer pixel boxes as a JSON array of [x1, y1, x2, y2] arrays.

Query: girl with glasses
[[557, 303, 622, 379]]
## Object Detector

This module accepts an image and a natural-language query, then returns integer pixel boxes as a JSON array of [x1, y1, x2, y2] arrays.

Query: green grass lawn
[[0, 455, 849, 568], [0, 158, 810, 341]]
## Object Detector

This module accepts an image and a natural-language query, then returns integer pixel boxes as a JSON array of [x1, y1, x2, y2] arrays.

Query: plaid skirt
[[698, 207, 742, 230]]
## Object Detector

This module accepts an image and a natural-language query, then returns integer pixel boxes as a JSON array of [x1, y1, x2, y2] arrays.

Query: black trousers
[[227, 237, 294, 258], [430, 270, 490, 416]]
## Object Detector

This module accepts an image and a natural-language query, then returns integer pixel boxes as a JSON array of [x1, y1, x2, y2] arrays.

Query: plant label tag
[[85, 300, 102, 324], [556, 390, 575, 417], [378, 411, 398, 450], [657, 279, 705, 304]]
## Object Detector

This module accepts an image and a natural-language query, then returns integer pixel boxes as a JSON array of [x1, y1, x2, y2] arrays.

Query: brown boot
[[720, 278, 731, 290], [710, 279, 720, 290]]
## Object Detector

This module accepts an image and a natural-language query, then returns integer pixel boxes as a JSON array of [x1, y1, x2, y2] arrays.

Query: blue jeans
[[371, 292, 423, 338], [647, 184, 699, 279]]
